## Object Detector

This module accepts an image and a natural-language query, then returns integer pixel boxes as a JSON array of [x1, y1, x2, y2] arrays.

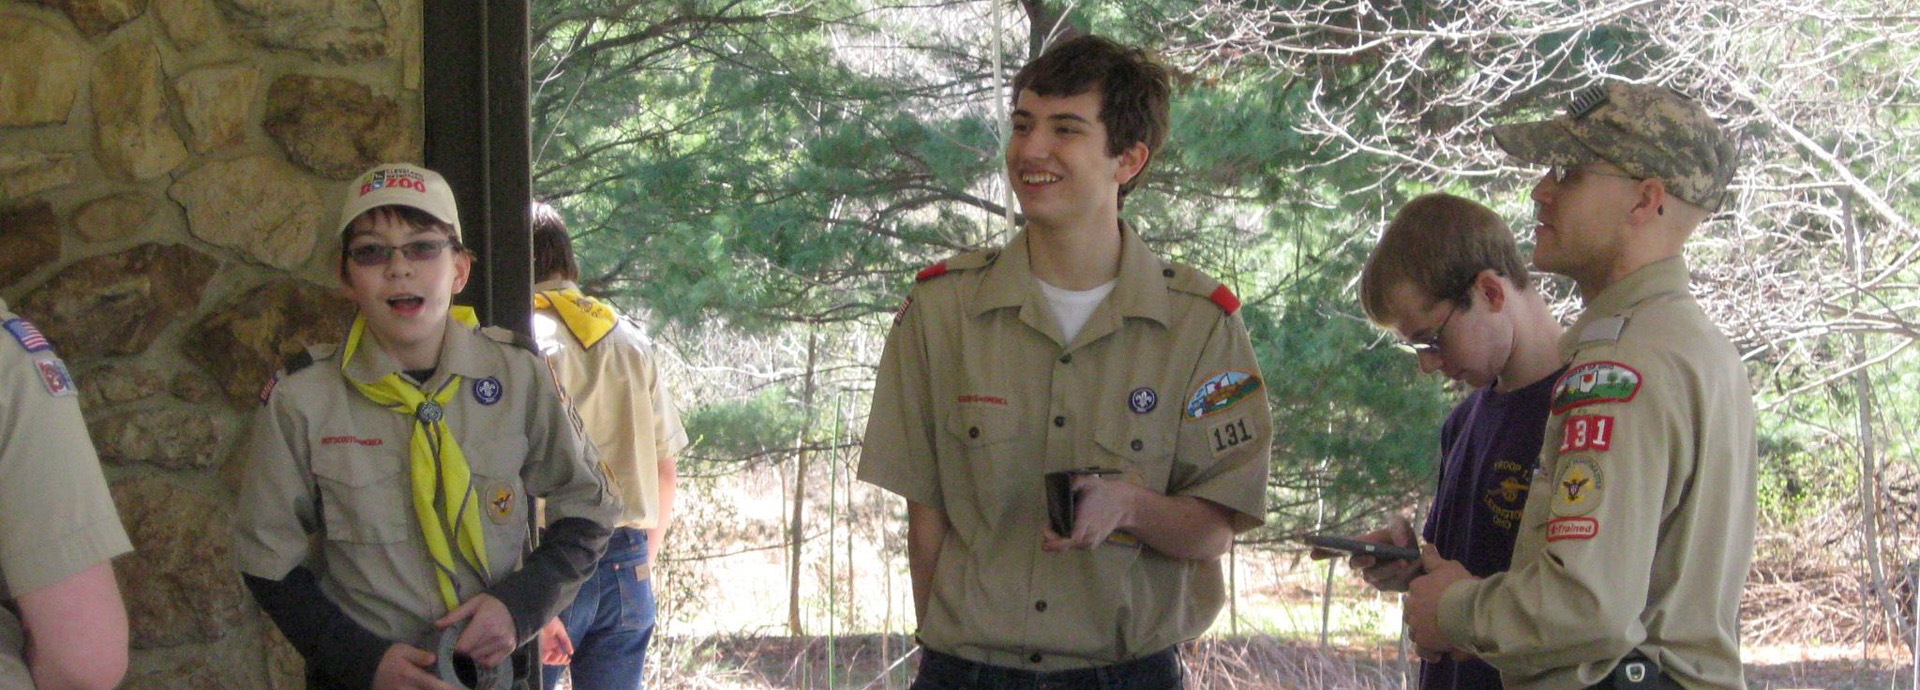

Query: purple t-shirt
[[1419, 367, 1563, 690]]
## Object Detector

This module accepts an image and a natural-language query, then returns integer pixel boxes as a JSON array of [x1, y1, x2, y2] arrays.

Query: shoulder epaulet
[[480, 325, 540, 353], [1577, 315, 1628, 345], [915, 249, 998, 283], [1161, 262, 1241, 316]]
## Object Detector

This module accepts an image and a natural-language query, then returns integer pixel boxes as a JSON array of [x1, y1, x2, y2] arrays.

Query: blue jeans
[[544, 527, 655, 690], [908, 648, 1182, 690]]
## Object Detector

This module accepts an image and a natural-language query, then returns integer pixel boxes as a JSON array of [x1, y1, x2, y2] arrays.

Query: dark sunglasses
[[344, 239, 458, 267]]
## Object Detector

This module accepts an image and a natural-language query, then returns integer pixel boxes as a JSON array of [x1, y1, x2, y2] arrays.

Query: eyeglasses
[[344, 239, 458, 267], [1396, 299, 1464, 356], [1549, 165, 1644, 185]]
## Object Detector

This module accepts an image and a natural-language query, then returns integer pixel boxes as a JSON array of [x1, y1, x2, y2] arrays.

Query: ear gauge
[[1658, 206, 1665, 215]]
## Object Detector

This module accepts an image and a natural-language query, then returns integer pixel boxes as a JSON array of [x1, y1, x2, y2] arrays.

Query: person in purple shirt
[[1316, 193, 1566, 689]]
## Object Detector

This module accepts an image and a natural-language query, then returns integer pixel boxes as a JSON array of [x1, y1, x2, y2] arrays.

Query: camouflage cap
[[1489, 83, 1736, 211]]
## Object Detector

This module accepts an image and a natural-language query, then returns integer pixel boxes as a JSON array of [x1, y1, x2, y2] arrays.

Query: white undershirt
[[1036, 278, 1117, 342]]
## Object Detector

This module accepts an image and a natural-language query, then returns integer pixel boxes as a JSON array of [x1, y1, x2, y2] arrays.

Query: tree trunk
[[788, 325, 820, 635]]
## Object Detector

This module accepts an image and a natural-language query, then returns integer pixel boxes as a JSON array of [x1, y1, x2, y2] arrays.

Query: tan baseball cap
[[337, 163, 462, 240], [1489, 83, 1737, 211]]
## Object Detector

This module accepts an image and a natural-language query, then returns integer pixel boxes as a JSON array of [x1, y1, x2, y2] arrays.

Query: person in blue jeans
[[532, 202, 687, 689], [1315, 193, 1567, 689]]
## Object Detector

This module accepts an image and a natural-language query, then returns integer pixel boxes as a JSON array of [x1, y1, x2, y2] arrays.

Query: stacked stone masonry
[[0, 0, 422, 685]]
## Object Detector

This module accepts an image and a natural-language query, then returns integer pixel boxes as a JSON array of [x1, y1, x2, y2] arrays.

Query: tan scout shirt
[[234, 317, 622, 647], [1437, 257, 1757, 689], [0, 300, 134, 686], [859, 225, 1272, 671], [533, 279, 689, 530]]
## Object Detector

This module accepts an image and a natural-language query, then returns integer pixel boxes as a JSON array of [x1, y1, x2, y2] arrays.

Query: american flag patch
[[5, 318, 51, 353]]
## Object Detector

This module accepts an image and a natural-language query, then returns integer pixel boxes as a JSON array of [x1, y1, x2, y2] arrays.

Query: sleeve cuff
[[1437, 578, 1483, 654]]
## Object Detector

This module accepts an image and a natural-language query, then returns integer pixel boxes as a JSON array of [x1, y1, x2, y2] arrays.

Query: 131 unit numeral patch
[[1559, 415, 1614, 453]]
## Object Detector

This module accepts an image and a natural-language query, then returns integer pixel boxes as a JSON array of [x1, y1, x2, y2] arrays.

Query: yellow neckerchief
[[341, 306, 489, 611], [533, 288, 616, 349]]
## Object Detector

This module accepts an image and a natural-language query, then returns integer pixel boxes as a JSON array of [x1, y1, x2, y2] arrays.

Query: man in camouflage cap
[[1403, 83, 1759, 690]]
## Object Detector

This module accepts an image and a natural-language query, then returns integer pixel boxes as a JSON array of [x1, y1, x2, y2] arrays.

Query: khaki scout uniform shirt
[[0, 300, 134, 687], [859, 224, 1273, 671], [234, 317, 622, 648], [533, 280, 689, 530], [1438, 257, 1757, 689]]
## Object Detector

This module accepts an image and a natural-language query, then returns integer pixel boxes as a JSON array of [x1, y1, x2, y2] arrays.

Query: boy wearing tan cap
[[235, 163, 622, 690], [1404, 84, 1758, 690]]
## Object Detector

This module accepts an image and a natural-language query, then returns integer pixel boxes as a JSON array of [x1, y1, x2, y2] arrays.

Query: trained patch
[[1185, 370, 1261, 419], [1546, 516, 1599, 542], [486, 480, 517, 524], [1551, 361, 1641, 413], [37, 358, 75, 397], [1128, 387, 1158, 414], [472, 376, 503, 406], [1550, 456, 1604, 517], [1207, 413, 1258, 457], [5, 318, 51, 353], [1559, 415, 1615, 453]]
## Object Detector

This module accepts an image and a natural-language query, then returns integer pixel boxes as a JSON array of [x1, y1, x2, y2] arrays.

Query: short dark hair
[[1359, 193, 1532, 325], [1011, 34, 1171, 201], [531, 201, 579, 282]]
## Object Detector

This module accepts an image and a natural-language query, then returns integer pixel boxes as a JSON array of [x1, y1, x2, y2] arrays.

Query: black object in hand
[[1045, 467, 1122, 535], [1304, 534, 1420, 561]]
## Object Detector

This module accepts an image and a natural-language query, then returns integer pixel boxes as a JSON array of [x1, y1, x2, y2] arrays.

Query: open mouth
[[387, 295, 425, 314]]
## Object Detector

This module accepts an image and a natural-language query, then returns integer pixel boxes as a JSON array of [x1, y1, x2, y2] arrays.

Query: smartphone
[[1304, 534, 1420, 561]]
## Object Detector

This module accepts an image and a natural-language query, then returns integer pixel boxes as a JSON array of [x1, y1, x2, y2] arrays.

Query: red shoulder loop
[[1209, 285, 1241, 316], [915, 261, 949, 283]]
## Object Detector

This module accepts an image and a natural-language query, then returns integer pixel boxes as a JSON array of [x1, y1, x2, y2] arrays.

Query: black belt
[[1585, 652, 1679, 690], [918, 647, 1181, 690]]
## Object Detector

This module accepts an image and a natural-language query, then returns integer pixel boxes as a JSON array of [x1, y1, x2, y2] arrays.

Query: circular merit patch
[[1550, 455, 1604, 517], [473, 376, 503, 406], [1128, 387, 1158, 414]]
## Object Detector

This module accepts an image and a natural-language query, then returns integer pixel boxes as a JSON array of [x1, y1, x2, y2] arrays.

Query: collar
[[342, 311, 492, 387], [968, 220, 1172, 328], [1561, 256, 1692, 352], [533, 278, 580, 293]]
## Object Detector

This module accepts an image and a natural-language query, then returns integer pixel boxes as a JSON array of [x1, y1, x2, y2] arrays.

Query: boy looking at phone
[[1319, 193, 1565, 690]]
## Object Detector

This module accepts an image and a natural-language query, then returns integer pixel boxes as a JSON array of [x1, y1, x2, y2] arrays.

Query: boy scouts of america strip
[[1185, 370, 1261, 419], [5, 318, 51, 353], [1551, 361, 1640, 414]]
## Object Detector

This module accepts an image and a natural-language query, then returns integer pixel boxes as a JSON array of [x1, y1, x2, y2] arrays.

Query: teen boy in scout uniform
[[1404, 85, 1758, 690], [0, 303, 133, 690], [235, 163, 622, 690], [858, 35, 1272, 689], [528, 202, 688, 690]]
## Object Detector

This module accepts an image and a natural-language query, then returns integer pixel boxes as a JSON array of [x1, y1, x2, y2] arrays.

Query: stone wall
[[0, 0, 422, 685]]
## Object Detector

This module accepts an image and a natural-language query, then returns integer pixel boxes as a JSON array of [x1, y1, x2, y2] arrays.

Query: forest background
[[525, 0, 1920, 687]]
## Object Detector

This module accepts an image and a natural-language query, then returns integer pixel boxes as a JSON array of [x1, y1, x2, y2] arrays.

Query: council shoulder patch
[[1551, 361, 1641, 413], [1185, 370, 1261, 419], [1550, 455, 1604, 517]]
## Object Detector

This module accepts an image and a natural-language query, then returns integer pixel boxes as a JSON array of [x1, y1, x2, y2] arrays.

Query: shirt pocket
[[942, 404, 1020, 511], [1094, 417, 1174, 493], [466, 436, 531, 576], [311, 448, 411, 545]]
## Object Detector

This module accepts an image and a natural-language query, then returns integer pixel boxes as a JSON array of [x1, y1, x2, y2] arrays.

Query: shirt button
[[1130, 439, 1143, 451], [1059, 353, 1072, 364], [1053, 416, 1065, 427], [968, 427, 980, 439], [1029, 653, 1044, 664], [1034, 600, 1047, 612]]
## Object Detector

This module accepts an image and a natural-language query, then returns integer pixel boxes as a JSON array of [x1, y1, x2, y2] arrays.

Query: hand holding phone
[[1304, 534, 1420, 561]]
